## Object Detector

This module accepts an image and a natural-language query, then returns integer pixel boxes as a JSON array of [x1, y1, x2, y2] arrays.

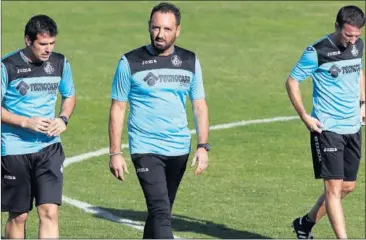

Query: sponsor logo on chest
[[143, 72, 191, 87], [328, 63, 361, 78], [16, 81, 59, 96]]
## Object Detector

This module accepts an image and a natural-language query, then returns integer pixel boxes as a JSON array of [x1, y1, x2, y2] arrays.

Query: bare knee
[[325, 179, 343, 198], [38, 204, 59, 223], [8, 212, 28, 225], [342, 182, 356, 197]]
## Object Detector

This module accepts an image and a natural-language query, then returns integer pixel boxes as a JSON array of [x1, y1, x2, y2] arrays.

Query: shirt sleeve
[[59, 57, 76, 98], [111, 56, 131, 101], [189, 56, 205, 100], [290, 46, 318, 83], [1, 62, 8, 102]]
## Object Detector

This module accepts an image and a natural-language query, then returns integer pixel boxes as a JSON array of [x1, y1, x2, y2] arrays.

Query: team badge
[[44, 62, 54, 74], [351, 44, 359, 57], [171, 55, 182, 67]]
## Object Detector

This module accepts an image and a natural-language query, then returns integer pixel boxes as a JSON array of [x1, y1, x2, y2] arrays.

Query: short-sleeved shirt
[[290, 34, 364, 134], [1, 50, 75, 156], [111, 45, 205, 156]]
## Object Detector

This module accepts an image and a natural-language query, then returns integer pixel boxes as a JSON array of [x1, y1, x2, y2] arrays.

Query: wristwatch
[[197, 143, 210, 152], [360, 100, 366, 106], [59, 116, 69, 126]]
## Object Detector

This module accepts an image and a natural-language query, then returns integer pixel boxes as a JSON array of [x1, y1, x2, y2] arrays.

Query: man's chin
[[154, 43, 169, 51], [39, 56, 50, 61]]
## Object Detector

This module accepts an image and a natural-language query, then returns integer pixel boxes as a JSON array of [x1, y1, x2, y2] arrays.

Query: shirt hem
[[1, 139, 61, 156], [130, 150, 190, 157]]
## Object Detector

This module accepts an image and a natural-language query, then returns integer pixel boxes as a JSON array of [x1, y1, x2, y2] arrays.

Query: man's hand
[[47, 118, 67, 136], [21, 116, 52, 134], [301, 114, 322, 133], [109, 154, 129, 181], [191, 148, 209, 176], [361, 103, 365, 125]]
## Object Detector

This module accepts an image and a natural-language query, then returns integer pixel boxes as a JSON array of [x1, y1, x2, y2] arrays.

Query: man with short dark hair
[[109, 2, 209, 239], [1, 14, 76, 238], [286, 5, 365, 239]]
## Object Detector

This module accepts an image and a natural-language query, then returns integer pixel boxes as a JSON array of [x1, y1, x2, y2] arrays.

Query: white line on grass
[[62, 115, 299, 237], [64, 115, 299, 168], [62, 196, 145, 231], [62, 197, 182, 238], [63, 144, 129, 168]]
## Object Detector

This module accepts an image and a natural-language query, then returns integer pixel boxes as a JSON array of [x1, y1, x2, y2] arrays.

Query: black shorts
[[310, 130, 361, 181], [1, 143, 65, 213]]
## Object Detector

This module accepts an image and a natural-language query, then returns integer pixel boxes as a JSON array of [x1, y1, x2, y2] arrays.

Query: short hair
[[150, 2, 181, 25], [336, 5, 365, 29], [24, 15, 58, 42]]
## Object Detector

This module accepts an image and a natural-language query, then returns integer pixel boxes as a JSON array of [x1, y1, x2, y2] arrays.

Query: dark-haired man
[[1, 15, 76, 238], [109, 2, 209, 239], [286, 5, 365, 239]]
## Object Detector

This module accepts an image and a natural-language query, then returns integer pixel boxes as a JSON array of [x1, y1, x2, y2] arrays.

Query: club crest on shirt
[[44, 62, 54, 74], [171, 55, 182, 67], [351, 44, 359, 57]]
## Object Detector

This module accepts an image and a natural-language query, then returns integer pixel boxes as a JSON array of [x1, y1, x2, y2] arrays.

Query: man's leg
[[37, 204, 59, 238], [166, 154, 189, 210], [292, 131, 346, 239], [2, 154, 33, 239], [324, 130, 361, 238], [143, 215, 154, 239], [132, 154, 173, 239], [5, 212, 28, 239], [306, 181, 356, 223], [304, 129, 361, 230], [324, 179, 347, 238], [33, 143, 65, 239]]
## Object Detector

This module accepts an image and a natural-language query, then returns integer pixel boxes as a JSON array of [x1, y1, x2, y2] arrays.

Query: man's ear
[[25, 35, 31, 47], [176, 24, 181, 38], [335, 22, 340, 31]]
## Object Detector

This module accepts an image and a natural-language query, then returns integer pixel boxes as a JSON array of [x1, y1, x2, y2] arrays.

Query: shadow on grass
[[91, 206, 271, 239]]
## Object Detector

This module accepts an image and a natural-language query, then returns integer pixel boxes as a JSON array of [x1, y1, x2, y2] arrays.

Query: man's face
[[25, 33, 56, 62], [149, 11, 181, 53], [336, 23, 363, 47]]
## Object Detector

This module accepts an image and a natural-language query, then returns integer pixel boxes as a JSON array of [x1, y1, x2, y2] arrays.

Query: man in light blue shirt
[[109, 2, 209, 239], [1, 15, 76, 239], [286, 5, 365, 239]]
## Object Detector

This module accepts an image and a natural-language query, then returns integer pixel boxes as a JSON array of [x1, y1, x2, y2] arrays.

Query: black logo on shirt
[[143, 72, 159, 86], [159, 74, 190, 86], [30, 83, 58, 94], [341, 64, 360, 74], [328, 64, 360, 78], [15, 81, 58, 95], [16, 81, 30, 96], [143, 72, 191, 87], [328, 64, 342, 78]]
